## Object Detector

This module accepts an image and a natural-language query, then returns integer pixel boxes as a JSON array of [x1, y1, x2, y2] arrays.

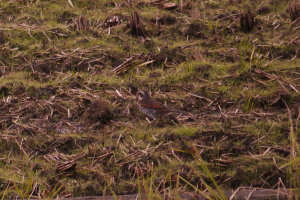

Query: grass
[[0, 0, 300, 199]]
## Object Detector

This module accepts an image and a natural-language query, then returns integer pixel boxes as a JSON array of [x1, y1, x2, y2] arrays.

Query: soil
[[0, 0, 299, 199]]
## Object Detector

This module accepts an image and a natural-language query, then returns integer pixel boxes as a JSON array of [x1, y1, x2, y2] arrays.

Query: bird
[[137, 90, 179, 121]]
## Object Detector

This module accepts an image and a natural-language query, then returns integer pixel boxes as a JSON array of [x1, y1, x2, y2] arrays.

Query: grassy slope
[[0, 0, 300, 198]]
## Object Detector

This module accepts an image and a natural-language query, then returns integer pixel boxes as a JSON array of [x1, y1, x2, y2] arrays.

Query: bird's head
[[137, 90, 150, 100]]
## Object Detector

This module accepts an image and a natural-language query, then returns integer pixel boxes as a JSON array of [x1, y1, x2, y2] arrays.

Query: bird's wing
[[139, 98, 169, 111], [149, 98, 180, 113]]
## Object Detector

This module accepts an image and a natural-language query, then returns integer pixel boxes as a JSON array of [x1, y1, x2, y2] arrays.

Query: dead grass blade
[[239, 5, 255, 32], [129, 10, 146, 37], [288, 4, 300, 22], [74, 15, 89, 31]]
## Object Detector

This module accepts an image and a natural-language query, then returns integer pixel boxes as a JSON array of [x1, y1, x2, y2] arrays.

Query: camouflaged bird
[[137, 90, 179, 120]]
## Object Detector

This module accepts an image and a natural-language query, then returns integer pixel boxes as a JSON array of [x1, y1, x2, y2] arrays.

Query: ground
[[0, 0, 300, 198]]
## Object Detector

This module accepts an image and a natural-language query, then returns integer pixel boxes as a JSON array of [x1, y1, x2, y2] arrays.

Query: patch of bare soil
[[82, 100, 113, 125]]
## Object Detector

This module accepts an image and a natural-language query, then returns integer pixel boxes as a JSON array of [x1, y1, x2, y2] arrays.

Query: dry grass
[[0, 0, 300, 199]]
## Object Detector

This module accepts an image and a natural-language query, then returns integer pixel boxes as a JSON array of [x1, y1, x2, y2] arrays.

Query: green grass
[[0, 0, 300, 199]]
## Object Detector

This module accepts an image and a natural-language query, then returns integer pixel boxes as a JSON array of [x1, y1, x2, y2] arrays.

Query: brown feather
[[137, 90, 179, 119]]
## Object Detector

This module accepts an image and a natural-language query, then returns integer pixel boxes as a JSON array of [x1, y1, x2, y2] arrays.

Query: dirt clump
[[59, 11, 78, 23], [104, 1, 115, 7], [159, 84, 169, 92], [0, 86, 9, 96], [128, 83, 138, 95], [32, 61, 55, 74], [144, 38, 154, 49], [258, 6, 271, 14], [150, 14, 176, 26], [154, 47, 186, 66], [270, 92, 293, 108], [288, 4, 300, 22], [82, 100, 113, 125], [69, 77, 84, 89], [195, 64, 212, 78], [106, 51, 127, 68], [74, 15, 89, 31], [83, 185, 97, 196], [239, 5, 255, 32], [12, 83, 25, 95], [231, 168, 252, 188], [184, 22, 206, 39], [38, 85, 58, 99], [0, 31, 5, 45], [129, 10, 146, 37]]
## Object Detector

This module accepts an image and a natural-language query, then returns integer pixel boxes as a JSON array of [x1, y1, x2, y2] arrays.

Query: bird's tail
[[169, 109, 181, 113]]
